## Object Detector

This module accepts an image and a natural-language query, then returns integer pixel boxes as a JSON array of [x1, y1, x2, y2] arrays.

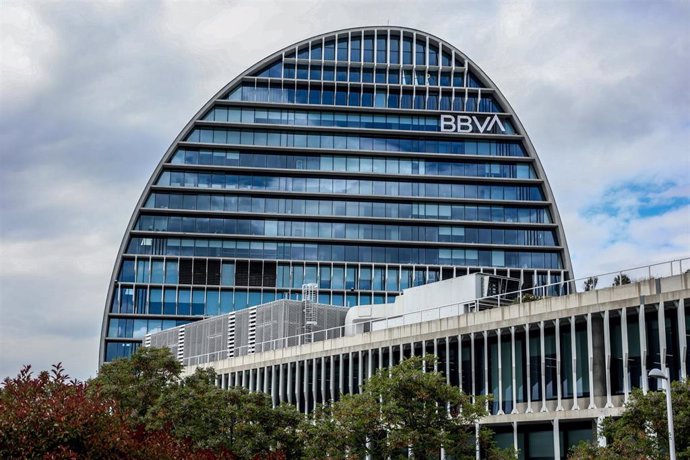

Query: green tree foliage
[[301, 355, 509, 459], [3, 349, 513, 459], [612, 273, 632, 286], [89, 346, 182, 425], [147, 367, 302, 458], [568, 379, 690, 459], [583, 276, 598, 291]]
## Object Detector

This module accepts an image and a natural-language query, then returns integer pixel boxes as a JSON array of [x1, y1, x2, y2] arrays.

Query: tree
[[148, 367, 302, 459], [568, 379, 690, 459], [583, 276, 598, 291], [302, 356, 507, 459], [0, 363, 201, 459], [89, 346, 182, 425], [612, 273, 631, 286]]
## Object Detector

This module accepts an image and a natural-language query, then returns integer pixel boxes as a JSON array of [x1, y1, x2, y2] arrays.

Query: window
[[374, 34, 387, 63], [402, 37, 413, 64], [415, 40, 425, 65], [324, 40, 335, 60], [163, 288, 176, 315], [337, 38, 348, 61], [119, 260, 135, 282], [351, 36, 361, 61], [363, 36, 374, 62], [390, 37, 400, 64]]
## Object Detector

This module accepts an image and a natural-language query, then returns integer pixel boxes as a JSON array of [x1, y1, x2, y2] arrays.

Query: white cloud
[[0, 2, 58, 107]]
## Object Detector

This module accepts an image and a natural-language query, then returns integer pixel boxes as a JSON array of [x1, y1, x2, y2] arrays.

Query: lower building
[[147, 261, 689, 459]]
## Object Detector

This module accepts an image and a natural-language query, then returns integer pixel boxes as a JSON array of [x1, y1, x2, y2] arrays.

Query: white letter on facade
[[457, 115, 473, 133], [487, 115, 506, 133], [472, 116, 492, 134], [440, 115, 456, 132]]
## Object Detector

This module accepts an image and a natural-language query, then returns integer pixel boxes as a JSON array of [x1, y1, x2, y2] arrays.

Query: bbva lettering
[[440, 114, 506, 134]]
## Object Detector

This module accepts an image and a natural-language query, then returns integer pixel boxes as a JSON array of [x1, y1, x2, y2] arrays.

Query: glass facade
[[100, 27, 573, 363]]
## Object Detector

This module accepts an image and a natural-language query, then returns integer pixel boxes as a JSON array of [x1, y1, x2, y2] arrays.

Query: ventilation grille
[[227, 313, 236, 358], [247, 307, 257, 354], [176, 328, 185, 363]]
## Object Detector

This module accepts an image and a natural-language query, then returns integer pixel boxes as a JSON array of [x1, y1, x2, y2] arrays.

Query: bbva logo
[[440, 114, 506, 134]]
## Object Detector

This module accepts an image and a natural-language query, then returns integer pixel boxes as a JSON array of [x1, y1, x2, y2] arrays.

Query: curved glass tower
[[100, 27, 573, 363]]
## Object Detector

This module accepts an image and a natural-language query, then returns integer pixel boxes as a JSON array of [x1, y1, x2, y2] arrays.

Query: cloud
[[1, 0, 689, 381], [0, 2, 58, 106]]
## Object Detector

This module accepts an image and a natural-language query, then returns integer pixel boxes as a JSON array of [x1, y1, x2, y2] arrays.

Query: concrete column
[[679, 299, 687, 380], [458, 335, 463, 391], [658, 303, 667, 372], [348, 352, 353, 395], [470, 332, 476, 401], [587, 313, 596, 409], [330, 356, 335, 404], [312, 358, 317, 409], [339, 353, 345, 396], [621, 308, 630, 402], [249, 368, 255, 393], [320, 357, 326, 406], [540, 321, 547, 412], [571, 316, 579, 410], [483, 331, 489, 411], [287, 362, 293, 404], [434, 339, 438, 373], [553, 417, 560, 460], [445, 338, 451, 385], [271, 365, 278, 408], [511, 326, 518, 414], [497, 328, 504, 415], [475, 422, 480, 460], [525, 324, 533, 413], [264, 367, 270, 395], [555, 318, 563, 411], [368, 349, 374, 379], [279, 364, 285, 404], [357, 350, 363, 391], [378, 347, 383, 378], [603, 310, 613, 408], [639, 305, 648, 393]]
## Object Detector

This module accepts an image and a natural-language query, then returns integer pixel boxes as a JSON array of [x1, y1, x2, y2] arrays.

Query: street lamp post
[[648, 368, 676, 460]]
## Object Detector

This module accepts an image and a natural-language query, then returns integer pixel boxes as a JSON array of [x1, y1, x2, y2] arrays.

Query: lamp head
[[648, 368, 668, 380]]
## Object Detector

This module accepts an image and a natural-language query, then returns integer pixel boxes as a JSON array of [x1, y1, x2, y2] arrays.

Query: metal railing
[[181, 257, 689, 367]]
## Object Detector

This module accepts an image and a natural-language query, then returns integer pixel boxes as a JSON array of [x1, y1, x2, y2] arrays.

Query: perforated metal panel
[[146, 299, 348, 364]]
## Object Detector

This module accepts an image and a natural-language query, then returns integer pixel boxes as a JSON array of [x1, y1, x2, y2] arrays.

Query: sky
[[1, 0, 689, 381]]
